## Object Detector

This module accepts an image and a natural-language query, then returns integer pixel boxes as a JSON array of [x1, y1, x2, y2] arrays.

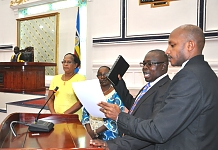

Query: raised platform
[[0, 91, 48, 123], [0, 87, 139, 123]]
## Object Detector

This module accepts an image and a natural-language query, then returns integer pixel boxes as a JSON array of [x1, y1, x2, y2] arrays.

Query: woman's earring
[[74, 67, 79, 73]]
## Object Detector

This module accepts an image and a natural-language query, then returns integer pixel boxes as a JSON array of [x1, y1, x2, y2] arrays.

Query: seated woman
[[82, 66, 126, 140], [47, 53, 85, 121]]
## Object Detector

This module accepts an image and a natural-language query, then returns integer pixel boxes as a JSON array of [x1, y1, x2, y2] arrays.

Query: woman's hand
[[88, 130, 97, 139], [85, 124, 98, 139]]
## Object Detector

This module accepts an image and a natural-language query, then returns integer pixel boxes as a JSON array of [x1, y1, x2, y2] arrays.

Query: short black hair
[[14, 46, 19, 51], [98, 66, 110, 72], [64, 53, 81, 68], [149, 49, 168, 65]]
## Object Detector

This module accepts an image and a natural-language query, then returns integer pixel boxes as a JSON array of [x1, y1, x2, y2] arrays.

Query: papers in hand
[[72, 79, 107, 118]]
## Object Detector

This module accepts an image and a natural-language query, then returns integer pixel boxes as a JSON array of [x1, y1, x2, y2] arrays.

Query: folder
[[106, 55, 129, 86]]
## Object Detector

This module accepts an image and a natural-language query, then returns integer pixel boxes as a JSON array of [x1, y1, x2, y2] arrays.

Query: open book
[[106, 55, 129, 86]]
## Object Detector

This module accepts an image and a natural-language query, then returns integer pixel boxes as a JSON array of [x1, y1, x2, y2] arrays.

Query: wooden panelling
[[0, 62, 56, 93], [0, 113, 103, 149]]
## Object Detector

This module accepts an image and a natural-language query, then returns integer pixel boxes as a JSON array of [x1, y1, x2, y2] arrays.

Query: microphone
[[28, 86, 59, 132]]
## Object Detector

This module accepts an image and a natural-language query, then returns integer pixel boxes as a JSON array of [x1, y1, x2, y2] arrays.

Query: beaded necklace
[[103, 86, 112, 94]]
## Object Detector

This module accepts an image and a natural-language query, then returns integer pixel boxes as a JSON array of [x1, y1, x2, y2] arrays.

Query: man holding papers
[[92, 24, 218, 150], [90, 50, 171, 149]]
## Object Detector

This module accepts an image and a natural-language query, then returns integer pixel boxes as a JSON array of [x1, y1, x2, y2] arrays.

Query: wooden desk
[[0, 62, 56, 93], [0, 113, 102, 149]]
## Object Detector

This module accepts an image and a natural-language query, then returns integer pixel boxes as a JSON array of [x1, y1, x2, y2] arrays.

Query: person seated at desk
[[47, 53, 85, 121], [10, 46, 25, 62], [82, 66, 126, 140]]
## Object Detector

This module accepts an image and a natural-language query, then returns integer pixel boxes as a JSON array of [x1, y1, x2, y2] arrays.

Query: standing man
[[92, 24, 218, 150], [10, 46, 25, 62], [93, 49, 171, 150]]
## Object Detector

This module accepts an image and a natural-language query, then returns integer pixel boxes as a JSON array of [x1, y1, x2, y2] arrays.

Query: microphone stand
[[28, 86, 59, 132], [10, 121, 29, 137], [35, 87, 58, 122]]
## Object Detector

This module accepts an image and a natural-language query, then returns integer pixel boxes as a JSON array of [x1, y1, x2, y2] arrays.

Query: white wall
[[0, 0, 17, 61], [0, 1, 78, 74], [87, 0, 218, 88], [0, 0, 218, 89], [55, 7, 78, 74]]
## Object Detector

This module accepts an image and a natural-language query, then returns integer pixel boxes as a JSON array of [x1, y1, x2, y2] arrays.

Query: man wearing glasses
[[91, 49, 171, 150], [92, 24, 218, 150]]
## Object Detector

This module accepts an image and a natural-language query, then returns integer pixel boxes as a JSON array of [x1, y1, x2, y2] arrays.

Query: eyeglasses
[[96, 74, 108, 78], [61, 61, 74, 64], [139, 61, 165, 67]]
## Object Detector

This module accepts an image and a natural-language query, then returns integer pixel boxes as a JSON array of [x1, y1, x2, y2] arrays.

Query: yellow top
[[49, 74, 86, 121]]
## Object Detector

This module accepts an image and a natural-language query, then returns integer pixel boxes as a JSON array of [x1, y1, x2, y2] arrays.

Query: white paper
[[72, 79, 106, 118]]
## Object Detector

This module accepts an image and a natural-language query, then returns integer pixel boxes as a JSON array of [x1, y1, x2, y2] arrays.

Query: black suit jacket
[[107, 75, 171, 150], [117, 55, 218, 150]]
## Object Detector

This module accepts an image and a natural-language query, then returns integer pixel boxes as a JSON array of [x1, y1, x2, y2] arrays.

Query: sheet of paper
[[72, 79, 106, 118]]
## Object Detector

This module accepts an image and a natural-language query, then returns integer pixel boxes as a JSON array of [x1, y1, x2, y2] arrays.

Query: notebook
[[106, 55, 129, 86]]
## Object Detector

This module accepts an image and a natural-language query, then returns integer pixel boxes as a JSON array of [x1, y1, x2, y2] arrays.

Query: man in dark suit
[[91, 24, 218, 150], [10, 46, 25, 62], [91, 49, 171, 150]]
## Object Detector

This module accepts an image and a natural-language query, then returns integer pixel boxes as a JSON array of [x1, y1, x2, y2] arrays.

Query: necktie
[[129, 82, 150, 114], [14, 54, 18, 62]]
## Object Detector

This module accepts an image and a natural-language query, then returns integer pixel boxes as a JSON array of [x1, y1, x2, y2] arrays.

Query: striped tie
[[129, 82, 150, 114]]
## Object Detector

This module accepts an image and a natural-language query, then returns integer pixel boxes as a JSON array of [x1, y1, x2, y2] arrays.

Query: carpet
[[7, 97, 48, 109], [23, 98, 46, 106]]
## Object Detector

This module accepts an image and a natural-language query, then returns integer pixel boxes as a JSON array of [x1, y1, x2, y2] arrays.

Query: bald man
[[92, 24, 218, 150]]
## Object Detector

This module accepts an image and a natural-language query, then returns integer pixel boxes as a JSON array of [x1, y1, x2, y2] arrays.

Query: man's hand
[[90, 139, 109, 150], [98, 102, 121, 120], [118, 74, 122, 80]]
